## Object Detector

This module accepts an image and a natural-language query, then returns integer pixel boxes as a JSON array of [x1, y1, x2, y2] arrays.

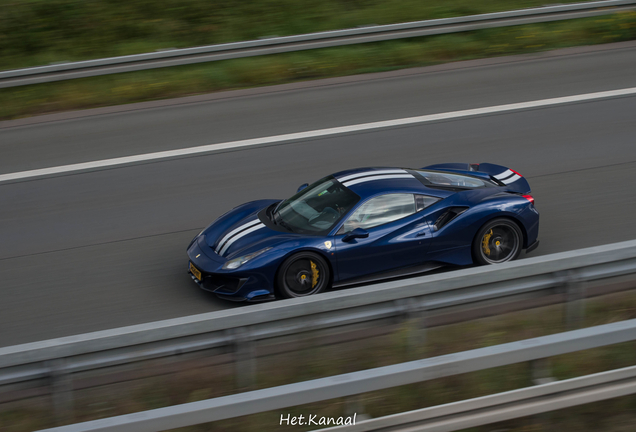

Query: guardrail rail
[[1, 239, 636, 426], [319, 364, 636, 431], [36, 319, 636, 432]]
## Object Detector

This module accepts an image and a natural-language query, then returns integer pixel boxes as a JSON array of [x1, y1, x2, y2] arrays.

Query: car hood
[[203, 200, 298, 259]]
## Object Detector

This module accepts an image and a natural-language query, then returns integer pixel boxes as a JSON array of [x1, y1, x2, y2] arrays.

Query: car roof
[[331, 167, 454, 200]]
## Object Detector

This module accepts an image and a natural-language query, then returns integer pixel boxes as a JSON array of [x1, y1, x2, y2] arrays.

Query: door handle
[[416, 231, 427, 237]]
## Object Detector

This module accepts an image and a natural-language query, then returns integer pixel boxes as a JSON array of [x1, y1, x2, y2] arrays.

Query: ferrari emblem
[[195, 254, 201, 258], [324, 241, 332, 249]]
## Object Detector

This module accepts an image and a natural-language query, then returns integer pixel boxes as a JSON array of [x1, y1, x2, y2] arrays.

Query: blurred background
[[1, 0, 636, 119], [1, 0, 636, 431]]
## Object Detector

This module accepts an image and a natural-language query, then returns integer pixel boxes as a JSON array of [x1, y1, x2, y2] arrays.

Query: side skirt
[[333, 262, 444, 288]]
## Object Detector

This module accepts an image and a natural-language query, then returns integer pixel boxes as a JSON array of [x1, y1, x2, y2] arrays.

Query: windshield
[[274, 176, 360, 234]]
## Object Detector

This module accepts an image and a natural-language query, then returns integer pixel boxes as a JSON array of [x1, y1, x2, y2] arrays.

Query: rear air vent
[[434, 207, 468, 230]]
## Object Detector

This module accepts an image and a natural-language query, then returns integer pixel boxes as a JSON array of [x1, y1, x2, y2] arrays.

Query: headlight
[[222, 247, 272, 270]]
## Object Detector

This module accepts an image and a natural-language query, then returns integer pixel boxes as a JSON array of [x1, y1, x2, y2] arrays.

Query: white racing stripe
[[337, 169, 408, 182], [343, 174, 415, 187], [219, 223, 265, 256], [502, 174, 522, 184], [494, 169, 514, 180], [2, 86, 636, 183], [215, 219, 261, 254]]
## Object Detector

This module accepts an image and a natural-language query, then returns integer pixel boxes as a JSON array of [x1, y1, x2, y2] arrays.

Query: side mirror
[[297, 183, 309, 193], [343, 228, 369, 242]]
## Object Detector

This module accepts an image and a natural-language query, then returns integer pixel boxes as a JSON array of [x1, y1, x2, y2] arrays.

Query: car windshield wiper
[[272, 199, 285, 215], [277, 218, 295, 233], [273, 212, 294, 232], [272, 210, 295, 233]]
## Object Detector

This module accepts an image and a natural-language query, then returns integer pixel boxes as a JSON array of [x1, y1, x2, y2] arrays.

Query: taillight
[[510, 169, 523, 177], [523, 194, 534, 205]]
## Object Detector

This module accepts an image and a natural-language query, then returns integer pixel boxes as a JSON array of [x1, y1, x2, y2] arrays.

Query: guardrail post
[[530, 358, 554, 386], [233, 327, 256, 390], [47, 359, 74, 425], [395, 298, 426, 359], [529, 357, 555, 430], [344, 395, 370, 423], [562, 271, 586, 330]]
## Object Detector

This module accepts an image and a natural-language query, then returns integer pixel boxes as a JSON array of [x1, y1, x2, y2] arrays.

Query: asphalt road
[[1, 42, 635, 347]]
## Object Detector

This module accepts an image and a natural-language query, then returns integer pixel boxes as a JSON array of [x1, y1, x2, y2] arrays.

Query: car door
[[333, 193, 437, 283]]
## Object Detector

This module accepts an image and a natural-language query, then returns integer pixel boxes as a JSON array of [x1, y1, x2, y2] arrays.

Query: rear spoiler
[[422, 163, 532, 194]]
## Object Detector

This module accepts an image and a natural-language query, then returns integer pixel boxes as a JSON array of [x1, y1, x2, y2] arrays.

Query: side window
[[342, 193, 416, 232], [415, 194, 440, 211]]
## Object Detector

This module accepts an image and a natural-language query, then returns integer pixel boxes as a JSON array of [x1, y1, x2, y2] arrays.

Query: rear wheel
[[276, 252, 330, 298], [473, 218, 522, 265]]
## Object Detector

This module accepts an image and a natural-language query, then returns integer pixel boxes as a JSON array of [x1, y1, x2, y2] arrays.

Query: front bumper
[[187, 235, 277, 302], [188, 265, 248, 294]]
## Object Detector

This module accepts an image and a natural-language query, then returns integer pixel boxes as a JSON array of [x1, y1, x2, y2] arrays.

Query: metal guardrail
[[319, 364, 636, 432], [1, 239, 636, 425], [2, 240, 636, 380], [2, 239, 636, 370], [37, 319, 636, 432], [1, 0, 635, 88]]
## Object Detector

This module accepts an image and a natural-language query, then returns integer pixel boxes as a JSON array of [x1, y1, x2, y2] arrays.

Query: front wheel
[[276, 252, 330, 298], [473, 218, 522, 265]]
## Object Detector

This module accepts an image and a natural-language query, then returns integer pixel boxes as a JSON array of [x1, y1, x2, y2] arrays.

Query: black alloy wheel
[[473, 218, 523, 265], [276, 252, 330, 298]]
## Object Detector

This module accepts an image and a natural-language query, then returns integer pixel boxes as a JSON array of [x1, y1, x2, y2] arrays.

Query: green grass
[[0, 0, 597, 71], [2, 11, 636, 121]]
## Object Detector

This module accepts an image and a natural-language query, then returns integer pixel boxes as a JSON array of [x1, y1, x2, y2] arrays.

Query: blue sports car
[[187, 163, 539, 301]]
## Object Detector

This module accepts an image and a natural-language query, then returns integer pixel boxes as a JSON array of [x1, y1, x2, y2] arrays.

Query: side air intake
[[434, 207, 468, 230]]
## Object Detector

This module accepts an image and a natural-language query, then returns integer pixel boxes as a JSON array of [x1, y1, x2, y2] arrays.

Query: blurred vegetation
[[1, 10, 636, 120], [1, 290, 636, 431], [0, 0, 595, 70]]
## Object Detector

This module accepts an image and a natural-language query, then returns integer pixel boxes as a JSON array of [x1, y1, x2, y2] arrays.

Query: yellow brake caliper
[[310, 261, 319, 288], [482, 229, 493, 256]]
